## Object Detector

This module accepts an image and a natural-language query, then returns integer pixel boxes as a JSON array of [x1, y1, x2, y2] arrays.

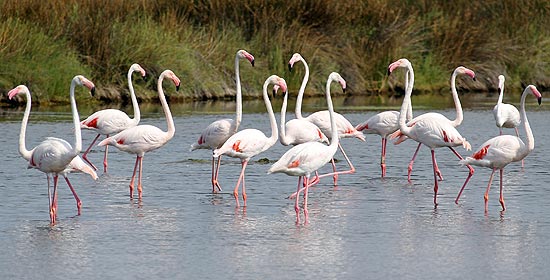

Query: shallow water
[[1, 95, 549, 279]]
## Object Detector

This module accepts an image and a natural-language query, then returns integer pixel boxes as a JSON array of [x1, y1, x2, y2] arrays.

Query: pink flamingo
[[456, 85, 541, 212], [213, 75, 287, 207], [290, 63, 363, 185], [190, 50, 255, 193], [390, 58, 474, 206], [493, 75, 523, 167], [80, 63, 146, 172], [269, 72, 346, 224], [391, 66, 475, 182], [9, 76, 97, 224], [98, 70, 180, 199]]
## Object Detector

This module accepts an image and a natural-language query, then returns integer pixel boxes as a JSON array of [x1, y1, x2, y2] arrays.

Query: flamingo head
[[162, 70, 181, 91], [7, 85, 29, 100], [497, 75, 505, 93], [456, 66, 476, 81], [388, 58, 411, 75], [527, 85, 542, 105], [74, 75, 96, 96], [131, 63, 147, 79], [288, 53, 303, 72], [328, 72, 347, 94], [238, 49, 255, 67]]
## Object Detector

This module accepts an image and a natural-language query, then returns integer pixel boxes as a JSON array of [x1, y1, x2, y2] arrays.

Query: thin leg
[[137, 156, 143, 199], [450, 147, 475, 204], [431, 149, 440, 206], [82, 134, 101, 171], [129, 156, 140, 199], [212, 155, 223, 193], [47, 174, 54, 224], [407, 143, 422, 182], [484, 169, 497, 212], [381, 137, 387, 178], [211, 156, 216, 193], [303, 176, 310, 224], [318, 143, 356, 183], [295, 176, 302, 223], [233, 160, 248, 208], [51, 175, 59, 224], [499, 168, 506, 211], [242, 168, 247, 207], [103, 134, 109, 173], [64, 175, 81, 215]]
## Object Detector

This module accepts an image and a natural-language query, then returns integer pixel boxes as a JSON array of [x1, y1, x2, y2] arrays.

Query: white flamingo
[[190, 50, 255, 193], [493, 75, 523, 167], [391, 66, 475, 182], [269, 72, 346, 224], [98, 70, 180, 199], [80, 63, 146, 172], [9, 76, 97, 224], [389, 58, 474, 206], [213, 75, 287, 208], [456, 85, 541, 212], [291, 63, 363, 185]]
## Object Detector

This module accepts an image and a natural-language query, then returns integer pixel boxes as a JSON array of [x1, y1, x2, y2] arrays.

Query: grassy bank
[[1, 0, 550, 104]]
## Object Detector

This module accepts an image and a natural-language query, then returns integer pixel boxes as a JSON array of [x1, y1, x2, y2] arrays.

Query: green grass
[[1, 0, 550, 104]]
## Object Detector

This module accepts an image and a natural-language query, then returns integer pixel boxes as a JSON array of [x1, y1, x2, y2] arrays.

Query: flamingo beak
[[90, 87, 96, 96], [288, 63, 293, 72], [251, 59, 255, 67], [176, 85, 180, 92], [538, 97, 542, 105]]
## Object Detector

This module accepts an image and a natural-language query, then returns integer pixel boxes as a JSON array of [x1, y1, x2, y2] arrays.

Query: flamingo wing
[[100, 125, 169, 154], [191, 118, 234, 150], [307, 110, 365, 141], [214, 129, 270, 159], [81, 109, 133, 134], [284, 119, 328, 145]]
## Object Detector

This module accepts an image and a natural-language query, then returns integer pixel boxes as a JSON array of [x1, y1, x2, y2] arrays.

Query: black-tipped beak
[[251, 59, 255, 67], [343, 88, 346, 94], [387, 69, 391, 76], [288, 63, 293, 72], [90, 87, 96, 96], [142, 74, 147, 82], [272, 88, 277, 96], [176, 85, 180, 92], [473, 77, 476, 81], [538, 97, 542, 105]]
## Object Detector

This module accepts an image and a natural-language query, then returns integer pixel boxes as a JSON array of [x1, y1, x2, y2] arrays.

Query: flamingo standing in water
[[269, 72, 346, 224], [9, 76, 97, 224], [391, 66, 476, 182], [493, 75, 523, 167], [98, 70, 180, 199], [289, 56, 363, 185], [389, 58, 474, 206], [457, 85, 541, 212], [81, 63, 146, 173], [190, 50, 255, 193], [213, 75, 287, 207]]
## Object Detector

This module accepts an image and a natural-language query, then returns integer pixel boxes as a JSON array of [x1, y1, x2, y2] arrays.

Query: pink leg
[[288, 172, 319, 199], [381, 137, 387, 178], [484, 169, 497, 212], [64, 175, 81, 215], [318, 143, 355, 183], [303, 176, 310, 224], [407, 143, 422, 182], [47, 175, 54, 224], [129, 156, 141, 199], [103, 134, 109, 173], [137, 156, 144, 200], [449, 147, 475, 204], [233, 160, 249, 208], [499, 168, 506, 211], [212, 155, 223, 193], [82, 134, 101, 171], [51, 175, 59, 224], [431, 149, 440, 206], [294, 176, 302, 223]]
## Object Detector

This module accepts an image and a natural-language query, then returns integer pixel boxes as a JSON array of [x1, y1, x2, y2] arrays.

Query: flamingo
[[80, 63, 146, 173], [289, 56, 363, 185], [493, 75, 523, 167], [213, 75, 287, 208], [269, 72, 346, 224], [456, 85, 541, 212], [98, 70, 180, 199], [8, 76, 97, 224], [389, 58, 474, 206], [390, 66, 475, 182], [190, 50, 255, 193]]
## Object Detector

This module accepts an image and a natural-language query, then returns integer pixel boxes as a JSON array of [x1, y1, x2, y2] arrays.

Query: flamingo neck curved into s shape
[[158, 71, 176, 140], [17, 88, 33, 161], [450, 69, 464, 127], [234, 52, 244, 133], [398, 62, 415, 136], [520, 87, 535, 153], [262, 76, 279, 146], [70, 77, 82, 154], [128, 64, 141, 126], [295, 56, 309, 120], [326, 75, 339, 149], [279, 90, 290, 145]]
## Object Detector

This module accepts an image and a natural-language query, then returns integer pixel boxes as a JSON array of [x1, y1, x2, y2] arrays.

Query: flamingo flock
[[7, 53, 542, 225]]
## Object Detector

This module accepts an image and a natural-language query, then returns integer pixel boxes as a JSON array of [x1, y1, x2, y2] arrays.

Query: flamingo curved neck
[[234, 53, 243, 133], [279, 91, 290, 145], [398, 64, 415, 136], [128, 66, 141, 126], [450, 70, 464, 127], [326, 77, 338, 148], [70, 79, 82, 154], [520, 90, 534, 152], [262, 78, 278, 145], [295, 57, 309, 120], [18, 89, 33, 161], [158, 72, 175, 139]]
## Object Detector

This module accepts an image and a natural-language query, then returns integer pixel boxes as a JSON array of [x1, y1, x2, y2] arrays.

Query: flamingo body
[[493, 75, 520, 132], [305, 111, 365, 141], [281, 119, 328, 146], [190, 118, 233, 150], [356, 110, 400, 137]]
